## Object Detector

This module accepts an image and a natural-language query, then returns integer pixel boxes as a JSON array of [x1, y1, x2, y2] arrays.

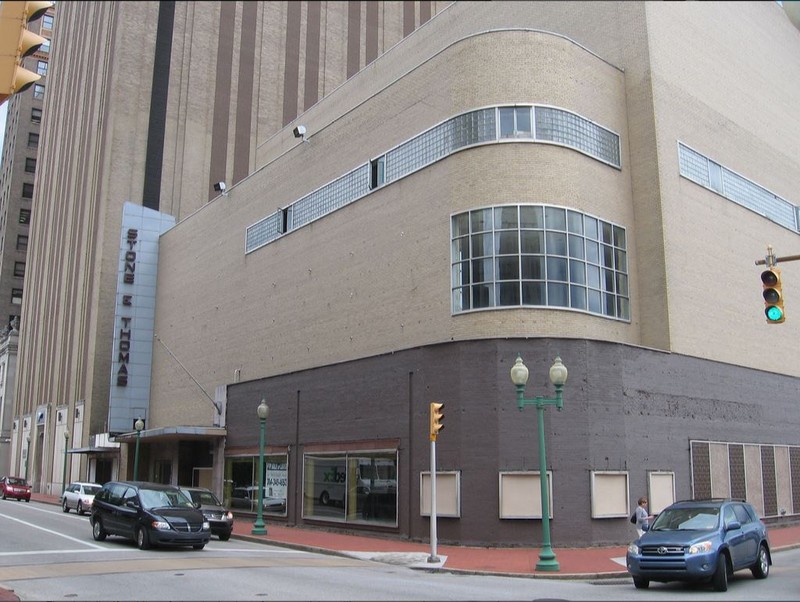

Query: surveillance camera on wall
[[213, 181, 227, 193], [292, 125, 307, 139]]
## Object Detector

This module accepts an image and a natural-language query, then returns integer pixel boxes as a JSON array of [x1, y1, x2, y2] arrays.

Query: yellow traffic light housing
[[761, 267, 785, 324], [0, 1, 53, 104], [429, 402, 444, 441]]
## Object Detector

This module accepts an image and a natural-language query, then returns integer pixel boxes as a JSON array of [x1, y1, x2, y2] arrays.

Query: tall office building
[[10, 0, 448, 493], [0, 4, 55, 477], [11, 1, 800, 547]]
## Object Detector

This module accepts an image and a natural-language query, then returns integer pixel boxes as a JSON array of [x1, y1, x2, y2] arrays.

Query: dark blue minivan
[[90, 481, 211, 550]]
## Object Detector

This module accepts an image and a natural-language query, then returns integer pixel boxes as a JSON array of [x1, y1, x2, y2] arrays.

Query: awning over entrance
[[66, 446, 120, 455], [112, 425, 227, 443]]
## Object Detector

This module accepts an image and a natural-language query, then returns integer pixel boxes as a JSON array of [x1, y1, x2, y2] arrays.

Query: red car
[[0, 476, 31, 502]]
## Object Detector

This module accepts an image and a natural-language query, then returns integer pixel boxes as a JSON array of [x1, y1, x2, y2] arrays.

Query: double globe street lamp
[[62, 429, 70, 494], [133, 417, 145, 480], [252, 398, 270, 535], [510, 354, 568, 572]]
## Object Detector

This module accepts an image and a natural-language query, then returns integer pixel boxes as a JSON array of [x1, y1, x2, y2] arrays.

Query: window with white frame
[[451, 204, 629, 319]]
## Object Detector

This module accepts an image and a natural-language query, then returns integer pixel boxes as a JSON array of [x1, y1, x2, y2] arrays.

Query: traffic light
[[429, 402, 444, 441], [761, 267, 785, 324], [0, 1, 53, 105]]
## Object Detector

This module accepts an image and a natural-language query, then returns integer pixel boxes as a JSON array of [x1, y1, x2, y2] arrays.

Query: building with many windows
[[0, 3, 55, 477], [11, 1, 800, 547]]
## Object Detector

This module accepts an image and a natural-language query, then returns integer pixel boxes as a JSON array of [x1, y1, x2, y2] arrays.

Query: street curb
[[232, 533, 631, 580]]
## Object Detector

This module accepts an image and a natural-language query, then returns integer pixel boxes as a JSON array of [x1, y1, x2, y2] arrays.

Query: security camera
[[213, 181, 227, 193], [292, 125, 307, 139]]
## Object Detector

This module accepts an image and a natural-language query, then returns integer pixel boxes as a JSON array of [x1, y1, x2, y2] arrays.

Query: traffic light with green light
[[761, 267, 785, 324], [429, 402, 444, 441], [0, 1, 53, 105]]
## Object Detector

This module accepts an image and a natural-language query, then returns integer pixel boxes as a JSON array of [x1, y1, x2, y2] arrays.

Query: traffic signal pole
[[428, 401, 444, 564], [428, 437, 439, 563]]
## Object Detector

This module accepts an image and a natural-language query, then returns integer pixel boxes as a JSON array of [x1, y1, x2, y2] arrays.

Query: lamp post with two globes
[[133, 418, 144, 480], [62, 430, 70, 494], [252, 399, 269, 535], [510, 354, 568, 572]]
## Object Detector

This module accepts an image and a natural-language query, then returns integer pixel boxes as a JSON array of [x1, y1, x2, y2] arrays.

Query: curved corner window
[[451, 205, 629, 320]]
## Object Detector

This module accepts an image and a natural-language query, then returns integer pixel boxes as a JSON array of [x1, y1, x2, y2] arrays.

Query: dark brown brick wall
[[226, 338, 800, 546]]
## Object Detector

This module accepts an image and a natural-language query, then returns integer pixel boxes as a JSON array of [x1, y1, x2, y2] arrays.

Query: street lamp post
[[62, 430, 70, 494], [252, 399, 269, 535], [133, 418, 144, 480], [24, 435, 31, 481], [510, 354, 568, 572]]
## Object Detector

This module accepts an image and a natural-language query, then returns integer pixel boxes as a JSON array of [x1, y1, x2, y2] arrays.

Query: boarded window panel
[[691, 441, 711, 499], [647, 471, 675, 515], [498, 471, 552, 519], [761, 445, 778, 516], [729, 444, 746, 500], [420, 471, 460, 517], [591, 471, 628, 518], [790, 447, 800, 515]]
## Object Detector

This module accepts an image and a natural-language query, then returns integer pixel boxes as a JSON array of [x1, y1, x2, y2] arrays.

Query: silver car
[[61, 481, 102, 515]]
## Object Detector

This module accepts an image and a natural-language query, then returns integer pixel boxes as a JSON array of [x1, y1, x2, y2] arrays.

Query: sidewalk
[[2, 492, 797, 600]]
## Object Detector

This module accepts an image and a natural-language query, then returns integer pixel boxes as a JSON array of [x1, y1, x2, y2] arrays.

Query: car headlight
[[151, 520, 171, 531], [225, 511, 233, 520], [203, 521, 210, 530], [627, 543, 640, 555], [688, 541, 714, 554]]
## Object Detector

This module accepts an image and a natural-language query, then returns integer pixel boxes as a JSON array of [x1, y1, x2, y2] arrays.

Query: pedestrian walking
[[633, 496, 652, 537]]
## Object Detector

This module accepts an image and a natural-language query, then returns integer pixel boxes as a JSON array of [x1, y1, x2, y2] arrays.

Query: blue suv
[[626, 498, 771, 591]]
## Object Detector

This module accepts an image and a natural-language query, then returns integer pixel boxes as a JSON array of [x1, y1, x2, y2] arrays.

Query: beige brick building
[[11, 1, 800, 546]]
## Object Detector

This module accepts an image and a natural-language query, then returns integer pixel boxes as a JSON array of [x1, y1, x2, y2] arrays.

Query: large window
[[303, 451, 398, 526], [451, 204, 629, 320], [224, 454, 288, 516]]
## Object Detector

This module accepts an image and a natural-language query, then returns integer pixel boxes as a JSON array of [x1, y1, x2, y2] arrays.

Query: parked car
[[90, 481, 210, 550], [180, 486, 234, 541], [61, 481, 102, 515], [626, 498, 771, 592], [0, 476, 31, 502], [230, 486, 286, 513]]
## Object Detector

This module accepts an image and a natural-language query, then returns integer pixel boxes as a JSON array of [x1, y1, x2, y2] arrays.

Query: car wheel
[[751, 543, 769, 579], [219, 533, 230, 541], [632, 577, 649, 590], [92, 518, 107, 541], [62, 498, 70, 513], [77, 501, 84, 515], [712, 553, 728, 592], [319, 490, 330, 506], [192, 544, 205, 550], [136, 527, 151, 550]]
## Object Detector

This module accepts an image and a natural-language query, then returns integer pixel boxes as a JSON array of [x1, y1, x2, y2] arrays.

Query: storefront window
[[303, 451, 397, 526], [225, 454, 288, 516]]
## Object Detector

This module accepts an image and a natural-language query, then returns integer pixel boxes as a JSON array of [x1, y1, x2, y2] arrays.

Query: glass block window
[[678, 143, 799, 232], [246, 105, 620, 255], [245, 212, 283, 254], [291, 165, 370, 229], [452, 204, 629, 320], [535, 107, 621, 168]]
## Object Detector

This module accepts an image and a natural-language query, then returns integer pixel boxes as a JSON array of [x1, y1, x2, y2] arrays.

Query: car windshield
[[84, 485, 101, 495], [188, 490, 221, 506], [650, 506, 719, 531], [138, 488, 195, 509], [7, 478, 26, 486]]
